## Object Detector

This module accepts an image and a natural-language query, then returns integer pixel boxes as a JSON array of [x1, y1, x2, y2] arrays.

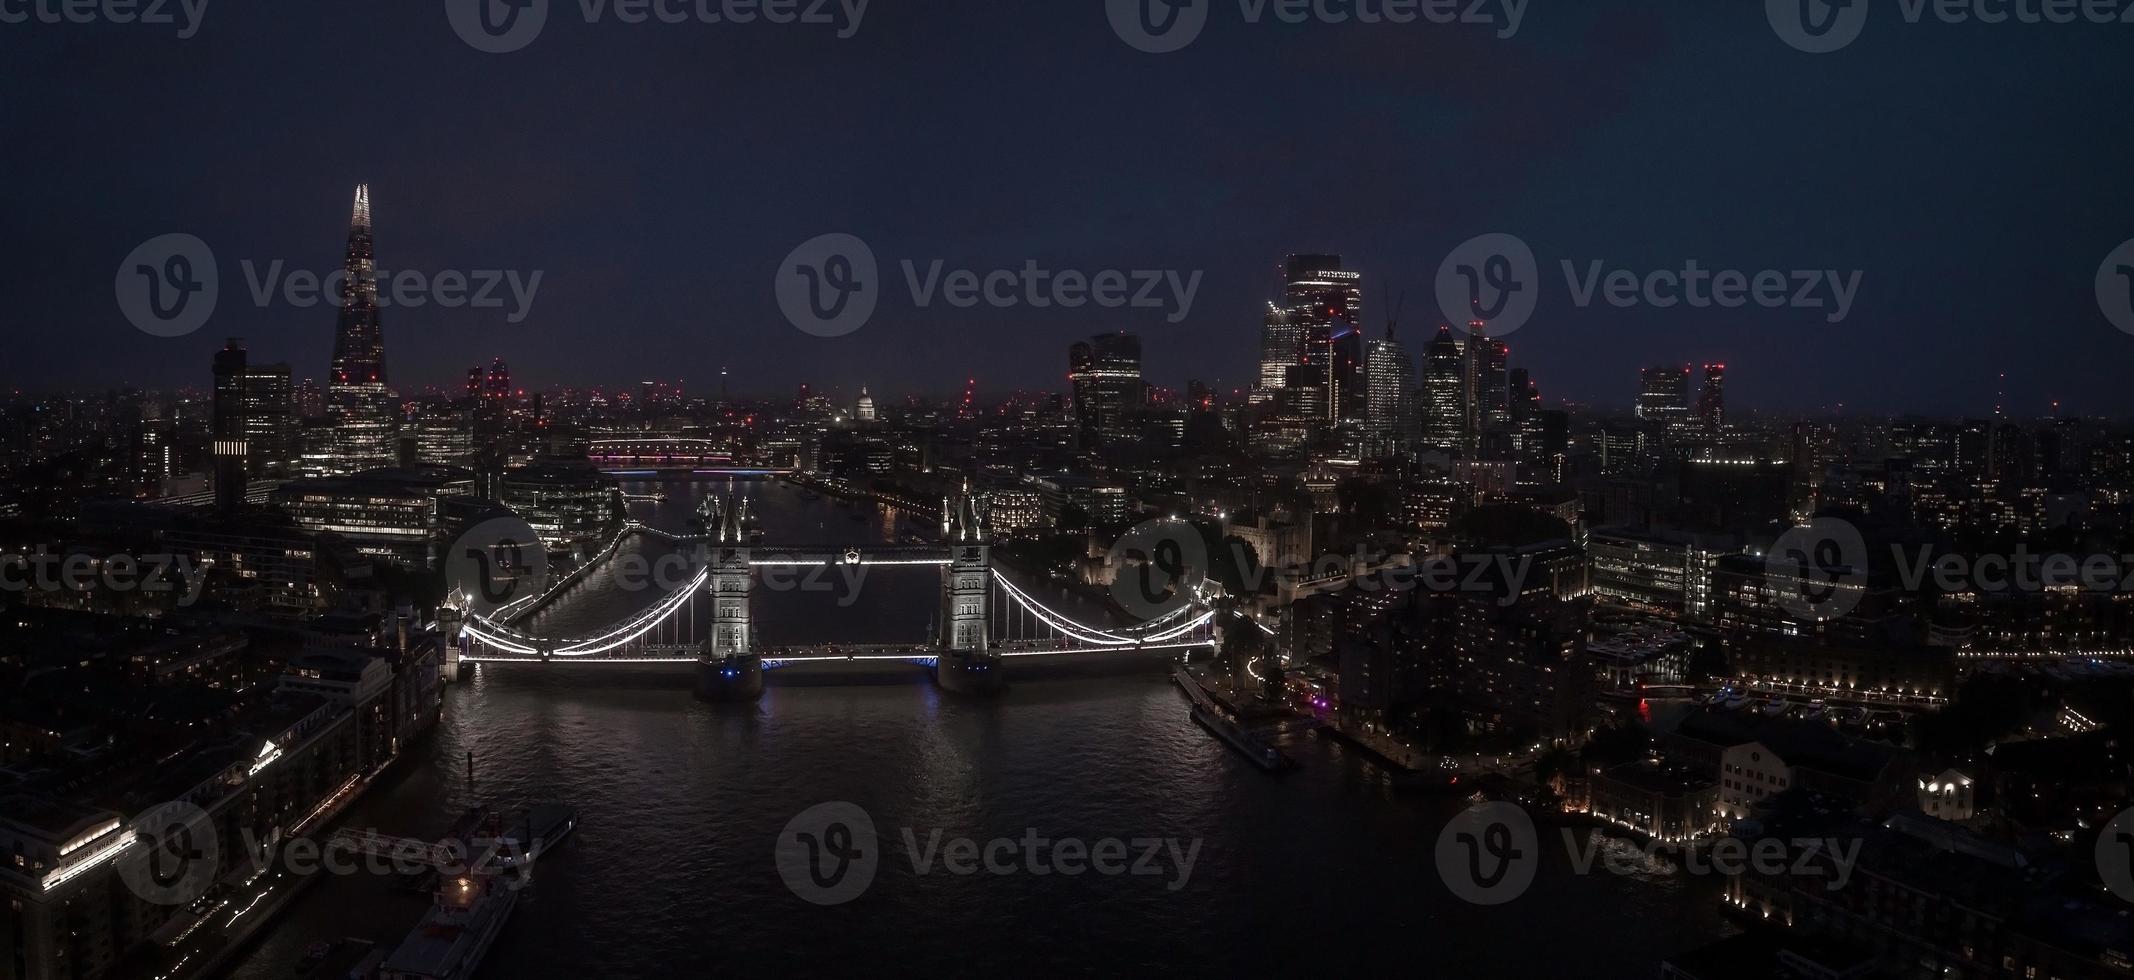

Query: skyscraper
[[411, 403, 475, 465], [1364, 322, 1416, 456], [324, 185, 398, 474], [1288, 255, 1365, 423], [1283, 254, 1363, 321], [1256, 255, 1363, 422], [485, 358, 512, 405], [212, 341, 251, 512], [1697, 363, 1727, 428], [212, 338, 296, 509], [294, 377, 324, 419], [1419, 324, 1466, 451], [1068, 333, 1144, 449], [1636, 365, 1693, 427], [1463, 321, 1509, 454], [1257, 303, 1301, 395], [1508, 368, 1540, 422]]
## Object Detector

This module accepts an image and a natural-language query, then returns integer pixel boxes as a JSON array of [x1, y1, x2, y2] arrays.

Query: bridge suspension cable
[[987, 570, 1215, 647], [464, 565, 710, 657]]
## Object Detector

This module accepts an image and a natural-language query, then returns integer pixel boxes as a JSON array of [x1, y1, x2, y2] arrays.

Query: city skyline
[[10, 5, 2134, 980], [7, 4, 2133, 414], [21, 180, 2124, 424]]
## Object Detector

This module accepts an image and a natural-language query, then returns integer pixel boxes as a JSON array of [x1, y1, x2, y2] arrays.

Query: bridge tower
[[934, 486, 1004, 695], [695, 485, 764, 701], [437, 603, 466, 683]]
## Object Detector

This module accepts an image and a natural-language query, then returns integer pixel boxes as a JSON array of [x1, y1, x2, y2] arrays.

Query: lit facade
[[324, 185, 400, 474]]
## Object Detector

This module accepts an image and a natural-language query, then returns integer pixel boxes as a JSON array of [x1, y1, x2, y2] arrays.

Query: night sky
[[5, 1, 2131, 416]]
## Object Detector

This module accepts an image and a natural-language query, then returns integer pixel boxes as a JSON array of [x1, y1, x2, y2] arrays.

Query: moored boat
[[377, 874, 517, 980]]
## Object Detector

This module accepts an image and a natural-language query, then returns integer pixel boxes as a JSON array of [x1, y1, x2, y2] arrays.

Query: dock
[[1173, 667, 1293, 772]]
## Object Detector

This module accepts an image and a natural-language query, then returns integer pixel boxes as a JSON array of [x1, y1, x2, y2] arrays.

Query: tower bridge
[[448, 487, 1220, 698]]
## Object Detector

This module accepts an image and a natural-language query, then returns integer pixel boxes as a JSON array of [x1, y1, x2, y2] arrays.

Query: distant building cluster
[[6, 217, 2134, 979]]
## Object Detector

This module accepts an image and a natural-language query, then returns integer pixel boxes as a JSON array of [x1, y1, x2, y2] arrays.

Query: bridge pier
[[694, 654, 765, 702], [932, 650, 1006, 696]]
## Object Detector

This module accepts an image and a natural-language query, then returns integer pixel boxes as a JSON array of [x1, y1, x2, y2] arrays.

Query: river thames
[[223, 479, 1731, 978]]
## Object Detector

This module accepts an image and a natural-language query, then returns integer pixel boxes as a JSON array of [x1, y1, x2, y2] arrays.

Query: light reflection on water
[[221, 480, 1731, 979]]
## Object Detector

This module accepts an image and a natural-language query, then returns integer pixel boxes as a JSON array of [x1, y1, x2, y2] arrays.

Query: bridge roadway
[[458, 636, 1213, 667], [627, 522, 954, 564]]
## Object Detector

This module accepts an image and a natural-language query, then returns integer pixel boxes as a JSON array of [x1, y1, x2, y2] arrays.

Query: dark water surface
[[223, 481, 1728, 978]]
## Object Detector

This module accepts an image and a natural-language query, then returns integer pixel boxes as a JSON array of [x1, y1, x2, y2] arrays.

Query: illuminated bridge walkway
[[448, 490, 1218, 692], [586, 437, 750, 467]]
